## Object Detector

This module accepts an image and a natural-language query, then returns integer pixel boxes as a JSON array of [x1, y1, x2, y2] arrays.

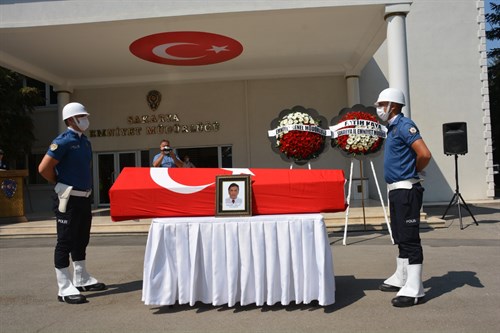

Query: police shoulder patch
[[409, 127, 418, 135], [49, 143, 58, 151]]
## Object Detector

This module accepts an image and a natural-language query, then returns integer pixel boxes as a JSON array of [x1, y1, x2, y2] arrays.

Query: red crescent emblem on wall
[[129, 31, 243, 66]]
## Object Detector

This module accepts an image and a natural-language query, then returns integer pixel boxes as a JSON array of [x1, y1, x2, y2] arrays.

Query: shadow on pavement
[[85, 280, 143, 299], [329, 232, 390, 245], [151, 300, 334, 315], [422, 271, 484, 304], [149, 275, 384, 315], [428, 203, 499, 223], [149, 269, 486, 314]]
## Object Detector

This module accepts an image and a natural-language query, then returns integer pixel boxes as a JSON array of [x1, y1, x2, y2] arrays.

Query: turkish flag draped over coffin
[[109, 167, 346, 221]]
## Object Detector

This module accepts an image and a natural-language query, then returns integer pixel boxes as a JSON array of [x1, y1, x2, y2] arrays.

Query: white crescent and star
[[150, 168, 254, 194], [152, 42, 230, 61], [130, 32, 242, 66]]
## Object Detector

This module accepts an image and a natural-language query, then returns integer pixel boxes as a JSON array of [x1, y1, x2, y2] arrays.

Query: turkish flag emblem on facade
[[129, 31, 243, 66]]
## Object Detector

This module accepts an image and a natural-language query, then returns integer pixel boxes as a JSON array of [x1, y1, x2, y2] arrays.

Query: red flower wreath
[[331, 109, 386, 157], [279, 129, 324, 161], [268, 106, 329, 164]]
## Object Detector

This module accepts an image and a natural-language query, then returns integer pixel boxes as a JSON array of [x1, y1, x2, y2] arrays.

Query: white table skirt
[[142, 214, 335, 307]]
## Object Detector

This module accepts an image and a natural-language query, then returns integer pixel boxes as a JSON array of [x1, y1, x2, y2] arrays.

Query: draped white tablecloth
[[142, 214, 335, 307]]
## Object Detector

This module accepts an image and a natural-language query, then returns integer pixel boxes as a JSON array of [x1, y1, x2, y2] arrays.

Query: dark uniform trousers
[[388, 183, 424, 265], [53, 194, 92, 269]]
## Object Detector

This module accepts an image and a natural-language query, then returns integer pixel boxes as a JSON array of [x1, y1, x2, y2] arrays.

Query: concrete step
[[0, 216, 153, 237], [0, 205, 446, 237], [323, 206, 446, 231]]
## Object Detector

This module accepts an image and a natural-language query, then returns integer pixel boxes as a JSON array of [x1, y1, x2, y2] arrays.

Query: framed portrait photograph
[[215, 175, 252, 217]]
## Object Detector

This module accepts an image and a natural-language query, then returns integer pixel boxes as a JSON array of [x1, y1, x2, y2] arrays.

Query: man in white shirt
[[224, 183, 242, 209]]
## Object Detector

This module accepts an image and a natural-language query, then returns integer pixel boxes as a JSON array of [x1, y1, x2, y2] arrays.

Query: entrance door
[[95, 151, 138, 206]]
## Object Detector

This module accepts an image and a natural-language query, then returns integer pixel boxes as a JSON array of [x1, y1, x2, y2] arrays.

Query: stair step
[[0, 206, 447, 237], [322, 210, 446, 231]]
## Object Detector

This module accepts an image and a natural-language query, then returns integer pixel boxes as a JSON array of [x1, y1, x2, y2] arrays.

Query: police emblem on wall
[[146, 90, 162, 112], [1, 179, 17, 199]]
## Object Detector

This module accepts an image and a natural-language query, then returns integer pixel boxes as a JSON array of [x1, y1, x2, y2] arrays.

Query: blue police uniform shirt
[[384, 114, 422, 184], [46, 128, 92, 190], [152, 151, 180, 168]]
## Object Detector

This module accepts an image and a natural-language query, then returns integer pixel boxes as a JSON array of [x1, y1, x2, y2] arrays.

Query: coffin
[[109, 167, 346, 221]]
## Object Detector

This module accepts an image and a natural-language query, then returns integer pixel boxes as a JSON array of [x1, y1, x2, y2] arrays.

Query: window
[[49, 85, 57, 105], [28, 153, 47, 184], [25, 77, 57, 107], [175, 145, 232, 168], [140, 150, 150, 167]]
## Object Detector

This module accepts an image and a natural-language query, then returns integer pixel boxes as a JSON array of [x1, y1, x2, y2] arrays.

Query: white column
[[385, 3, 411, 117], [55, 90, 71, 133], [345, 75, 360, 107]]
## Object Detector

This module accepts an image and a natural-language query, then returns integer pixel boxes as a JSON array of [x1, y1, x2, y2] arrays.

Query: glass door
[[95, 151, 139, 206]]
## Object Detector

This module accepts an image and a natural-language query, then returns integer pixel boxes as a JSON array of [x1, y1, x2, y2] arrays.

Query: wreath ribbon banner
[[330, 120, 387, 140], [268, 124, 331, 138], [330, 119, 386, 131], [332, 127, 387, 139]]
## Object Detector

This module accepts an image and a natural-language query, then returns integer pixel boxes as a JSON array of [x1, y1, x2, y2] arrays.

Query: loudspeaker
[[442, 122, 467, 155]]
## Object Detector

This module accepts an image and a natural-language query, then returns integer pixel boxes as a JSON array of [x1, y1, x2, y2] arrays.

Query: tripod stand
[[441, 154, 478, 229]]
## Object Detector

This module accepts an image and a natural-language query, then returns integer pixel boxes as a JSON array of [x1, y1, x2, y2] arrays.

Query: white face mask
[[376, 102, 391, 122], [75, 116, 90, 131]]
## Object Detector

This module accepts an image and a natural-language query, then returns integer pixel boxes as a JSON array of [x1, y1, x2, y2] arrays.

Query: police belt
[[55, 183, 92, 213], [70, 189, 92, 198], [387, 179, 421, 192]]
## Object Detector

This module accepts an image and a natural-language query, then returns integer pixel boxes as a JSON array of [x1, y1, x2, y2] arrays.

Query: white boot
[[72, 260, 98, 287], [397, 264, 425, 298], [55, 267, 80, 296], [384, 257, 408, 288]]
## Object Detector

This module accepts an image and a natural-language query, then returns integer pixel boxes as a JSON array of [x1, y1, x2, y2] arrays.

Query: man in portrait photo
[[224, 182, 243, 210]]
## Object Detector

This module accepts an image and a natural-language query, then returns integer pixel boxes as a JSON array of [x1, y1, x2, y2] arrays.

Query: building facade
[[0, 0, 493, 212]]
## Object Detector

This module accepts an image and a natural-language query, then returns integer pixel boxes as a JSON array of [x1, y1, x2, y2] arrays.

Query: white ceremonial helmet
[[62, 102, 90, 120], [375, 88, 406, 106]]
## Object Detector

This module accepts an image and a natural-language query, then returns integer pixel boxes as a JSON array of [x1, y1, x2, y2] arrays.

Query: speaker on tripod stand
[[441, 122, 478, 229]]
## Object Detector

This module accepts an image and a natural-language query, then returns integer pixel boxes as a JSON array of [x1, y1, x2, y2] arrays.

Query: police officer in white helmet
[[375, 88, 432, 307], [38, 102, 106, 304]]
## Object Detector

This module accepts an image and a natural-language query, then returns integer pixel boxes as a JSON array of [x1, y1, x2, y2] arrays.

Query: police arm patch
[[49, 143, 58, 151], [409, 127, 418, 134]]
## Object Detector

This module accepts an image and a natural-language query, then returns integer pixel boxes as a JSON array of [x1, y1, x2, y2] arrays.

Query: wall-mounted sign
[[89, 115, 220, 138], [147, 90, 162, 111], [88, 89, 221, 138]]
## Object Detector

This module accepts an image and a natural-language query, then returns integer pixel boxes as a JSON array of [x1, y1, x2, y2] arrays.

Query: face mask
[[376, 102, 391, 122], [75, 116, 89, 131]]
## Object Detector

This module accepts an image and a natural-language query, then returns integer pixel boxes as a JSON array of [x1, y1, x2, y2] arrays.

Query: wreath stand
[[343, 158, 394, 245], [289, 162, 312, 169]]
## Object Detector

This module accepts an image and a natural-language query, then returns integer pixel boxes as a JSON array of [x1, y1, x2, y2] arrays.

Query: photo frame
[[215, 175, 252, 217]]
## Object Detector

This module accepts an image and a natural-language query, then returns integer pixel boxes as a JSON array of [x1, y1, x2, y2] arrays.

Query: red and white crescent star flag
[[109, 168, 346, 221], [129, 31, 243, 66]]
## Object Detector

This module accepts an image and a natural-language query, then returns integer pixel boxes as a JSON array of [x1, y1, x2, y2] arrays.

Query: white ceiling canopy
[[0, 1, 392, 89]]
